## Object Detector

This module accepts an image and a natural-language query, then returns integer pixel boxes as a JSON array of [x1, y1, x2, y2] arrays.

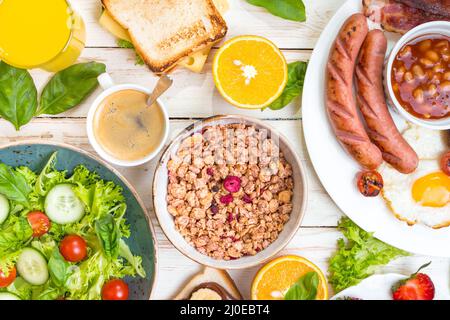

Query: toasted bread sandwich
[[174, 267, 242, 300], [101, 0, 228, 73]]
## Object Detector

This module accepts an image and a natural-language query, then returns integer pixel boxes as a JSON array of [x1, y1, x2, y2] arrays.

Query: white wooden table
[[2, 0, 448, 299]]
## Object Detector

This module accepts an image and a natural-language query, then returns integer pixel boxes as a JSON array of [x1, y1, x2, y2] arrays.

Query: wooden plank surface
[[1, 0, 448, 300]]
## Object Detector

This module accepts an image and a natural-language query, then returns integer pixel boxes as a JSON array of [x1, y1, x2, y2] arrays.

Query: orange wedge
[[251, 255, 329, 300], [213, 35, 288, 109]]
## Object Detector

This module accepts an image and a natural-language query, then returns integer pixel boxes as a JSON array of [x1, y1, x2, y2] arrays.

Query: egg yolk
[[412, 172, 450, 207]]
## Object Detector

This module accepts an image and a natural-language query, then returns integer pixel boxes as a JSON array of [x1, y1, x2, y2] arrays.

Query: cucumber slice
[[16, 248, 49, 286], [0, 194, 9, 224], [45, 184, 85, 225], [0, 292, 21, 300]]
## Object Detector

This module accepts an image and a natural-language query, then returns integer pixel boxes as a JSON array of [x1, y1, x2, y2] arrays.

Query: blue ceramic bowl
[[0, 141, 157, 300]]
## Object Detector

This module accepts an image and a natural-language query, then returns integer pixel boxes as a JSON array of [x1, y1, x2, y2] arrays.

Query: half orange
[[251, 255, 329, 300], [213, 35, 288, 109]]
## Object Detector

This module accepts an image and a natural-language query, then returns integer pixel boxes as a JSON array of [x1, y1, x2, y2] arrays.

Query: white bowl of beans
[[385, 21, 450, 130]]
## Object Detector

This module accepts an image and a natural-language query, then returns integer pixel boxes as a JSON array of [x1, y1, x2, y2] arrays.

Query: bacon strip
[[363, 0, 450, 34], [396, 0, 450, 18]]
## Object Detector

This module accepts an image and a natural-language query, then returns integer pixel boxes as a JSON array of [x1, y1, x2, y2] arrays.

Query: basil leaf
[[0, 163, 31, 206], [0, 61, 37, 130], [284, 272, 319, 300], [268, 61, 308, 110], [117, 40, 145, 66], [95, 214, 120, 259], [117, 39, 134, 49], [48, 249, 72, 287], [246, 0, 306, 22], [38, 62, 106, 115]]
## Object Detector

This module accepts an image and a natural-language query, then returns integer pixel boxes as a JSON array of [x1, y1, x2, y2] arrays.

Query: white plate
[[302, 0, 450, 257], [331, 273, 450, 300]]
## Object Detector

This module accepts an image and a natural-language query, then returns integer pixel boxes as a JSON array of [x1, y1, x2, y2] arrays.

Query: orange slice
[[213, 35, 288, 109], [251, 255, 329, 300]]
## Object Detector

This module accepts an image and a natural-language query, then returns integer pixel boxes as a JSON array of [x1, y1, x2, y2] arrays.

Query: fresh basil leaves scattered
[[0, 61, 105, 130], [284, 271, 319, 300], [38, 62, 106, 115], [117, 39, 145, 66], [0, 61, 38, 130], [48, 249, 73, 288], [246, 0, 306, 22], [95, 214, 120, 259], [267, 61, 308, 110]]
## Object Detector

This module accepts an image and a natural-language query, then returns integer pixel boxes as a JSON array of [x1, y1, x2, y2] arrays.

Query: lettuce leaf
[[0, 216, 33, 253], [328, 217, 410, 292], [35, 152, 67, 197], [65, 250, 137, 300], [119, 239, 146, 278], [4, 277, 33, 300]]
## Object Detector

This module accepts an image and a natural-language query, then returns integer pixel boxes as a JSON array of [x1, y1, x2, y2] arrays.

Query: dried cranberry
[[220, 194, 233, 205], [227, 212, 234, 222], [210, 205, 219, 214], [206, 167, 214, 176], [223, 176, 241, 193], [242, 194, 252, 203]]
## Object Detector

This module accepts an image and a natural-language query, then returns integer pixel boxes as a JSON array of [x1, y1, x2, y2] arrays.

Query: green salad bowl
[[0, 141, 157, 300]]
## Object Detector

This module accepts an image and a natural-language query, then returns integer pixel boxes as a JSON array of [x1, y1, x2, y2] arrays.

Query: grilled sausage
[[355, 30, 419, 173], [326, 13, 383, 170]]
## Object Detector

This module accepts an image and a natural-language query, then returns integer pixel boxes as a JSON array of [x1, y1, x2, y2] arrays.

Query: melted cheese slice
[[99, 0, 228, 73]]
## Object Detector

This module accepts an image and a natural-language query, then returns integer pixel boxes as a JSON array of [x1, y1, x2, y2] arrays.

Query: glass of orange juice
[[0, 0, 86, 72]]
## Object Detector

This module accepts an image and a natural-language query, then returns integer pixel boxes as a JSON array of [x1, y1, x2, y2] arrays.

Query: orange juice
[[0, 0, 86, 71]]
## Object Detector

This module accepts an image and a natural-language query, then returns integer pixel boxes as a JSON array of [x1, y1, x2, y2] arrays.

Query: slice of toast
[[102, 0, 228, 73], [174, 267, 242, 300]]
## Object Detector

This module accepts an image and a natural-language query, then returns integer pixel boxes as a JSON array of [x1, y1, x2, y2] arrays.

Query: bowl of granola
[[153, 115, 307, 269]]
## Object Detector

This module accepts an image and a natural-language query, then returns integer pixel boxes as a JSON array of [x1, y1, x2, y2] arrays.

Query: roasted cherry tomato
[[59, 235, 87, 262], [356, 170, 384, 197], [102, 279, 129, 300], [440, 151, 450, 176], [0, 266, 16, 288], [27, 211, 51, 237]]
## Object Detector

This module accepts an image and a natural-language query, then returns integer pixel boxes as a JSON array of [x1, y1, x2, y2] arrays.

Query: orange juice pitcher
[[0, 0, 86, 72]]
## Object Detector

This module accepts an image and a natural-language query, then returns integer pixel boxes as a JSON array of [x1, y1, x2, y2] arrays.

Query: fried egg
[[380, 125, 450, 229]]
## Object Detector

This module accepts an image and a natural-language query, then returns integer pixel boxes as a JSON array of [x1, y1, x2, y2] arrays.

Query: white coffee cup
[[87, 73, 170, 167]]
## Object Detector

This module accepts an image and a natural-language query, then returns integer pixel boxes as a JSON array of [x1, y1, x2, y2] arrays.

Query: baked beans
[[391, 35, 450, 120]]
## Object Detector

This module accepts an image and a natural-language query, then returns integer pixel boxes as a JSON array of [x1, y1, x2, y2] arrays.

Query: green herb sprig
[[246, 0, 306, 22], [0, 61, 106, 130], [117, 39, 145, 66], [284, 271, 319, 300], [266, 61, 308, 111]]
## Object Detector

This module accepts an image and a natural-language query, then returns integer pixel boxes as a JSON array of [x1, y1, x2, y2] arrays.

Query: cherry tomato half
[[440, 151, 450, 176], [0, 266, 16, 288], [27, 211, 51, 237], [356, 170, 384, 197], [59, 235, 87, 262], [102, 279, 129, 300]]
